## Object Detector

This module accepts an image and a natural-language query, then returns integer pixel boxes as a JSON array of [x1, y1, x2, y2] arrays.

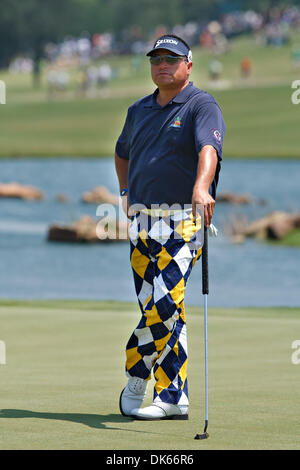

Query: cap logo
[[155, 38, 179, 48]]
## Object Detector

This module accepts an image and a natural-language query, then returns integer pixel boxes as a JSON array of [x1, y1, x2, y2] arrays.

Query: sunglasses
[[149, 55, 187, 65]]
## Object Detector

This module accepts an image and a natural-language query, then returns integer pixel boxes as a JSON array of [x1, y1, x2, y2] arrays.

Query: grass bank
[[268, 228, 300, 247], [0, 299, 299, 450], [1, 33, 300, 158], [0, 84, 299, 158]]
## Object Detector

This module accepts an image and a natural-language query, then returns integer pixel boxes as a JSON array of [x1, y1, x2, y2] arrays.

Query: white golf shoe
[[131, 402, 188, 420], [119, 376, 147, 417]]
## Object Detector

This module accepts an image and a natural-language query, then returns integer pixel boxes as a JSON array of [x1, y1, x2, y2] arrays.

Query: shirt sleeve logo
[[213, 129, 221, 142], [171, 116, 182, 128]]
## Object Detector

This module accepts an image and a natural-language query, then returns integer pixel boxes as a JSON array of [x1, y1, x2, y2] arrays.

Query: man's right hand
[[192, 186, 215, 227]]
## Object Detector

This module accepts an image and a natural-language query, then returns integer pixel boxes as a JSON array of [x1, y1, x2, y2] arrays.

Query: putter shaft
[[194, 226, 209, 440]]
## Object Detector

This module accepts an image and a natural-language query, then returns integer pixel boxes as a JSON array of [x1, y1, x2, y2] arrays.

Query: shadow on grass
[[0, 409, 156, 435]]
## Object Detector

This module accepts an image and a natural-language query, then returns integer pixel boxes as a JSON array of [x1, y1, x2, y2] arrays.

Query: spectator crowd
[[8, 5, 300, 93], [43, 5, 300, 62]]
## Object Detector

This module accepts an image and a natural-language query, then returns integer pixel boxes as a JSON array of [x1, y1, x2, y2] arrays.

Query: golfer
[[115, 34, 225, 420]]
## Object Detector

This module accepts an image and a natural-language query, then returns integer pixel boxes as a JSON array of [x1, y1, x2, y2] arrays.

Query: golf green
[[0, 300, 299, 450]]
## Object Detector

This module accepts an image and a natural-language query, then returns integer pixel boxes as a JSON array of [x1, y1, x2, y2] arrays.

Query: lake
[[0, 157, 299, 307]]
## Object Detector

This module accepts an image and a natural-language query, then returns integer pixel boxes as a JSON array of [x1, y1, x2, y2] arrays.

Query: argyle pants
[[125, 209, 202, 406]]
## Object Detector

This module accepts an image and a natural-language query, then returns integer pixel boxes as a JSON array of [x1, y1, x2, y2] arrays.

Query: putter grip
[[202, 226, 209, 295]]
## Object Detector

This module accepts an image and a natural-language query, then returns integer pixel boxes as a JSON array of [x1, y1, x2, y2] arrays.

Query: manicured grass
[[0, 300, 299, 450], [0, 83, 299, 158], [212, 84, 300, 158], [271, 228, 300, 246], [1, 33, 300, 158]]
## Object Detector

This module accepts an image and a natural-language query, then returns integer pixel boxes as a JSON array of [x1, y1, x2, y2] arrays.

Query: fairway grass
[[1, 84, 300, 159], [0, 300, 299, 450]]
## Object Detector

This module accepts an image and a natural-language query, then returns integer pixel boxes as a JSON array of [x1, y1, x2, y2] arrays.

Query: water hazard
[[0, 157, 299, 307]]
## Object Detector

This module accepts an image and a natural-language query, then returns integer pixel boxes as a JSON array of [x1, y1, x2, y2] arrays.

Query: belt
[[139, 207, 193, 217]]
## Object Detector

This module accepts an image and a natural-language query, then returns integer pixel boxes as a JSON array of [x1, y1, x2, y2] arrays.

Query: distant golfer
[[115, 34, 225, 420]]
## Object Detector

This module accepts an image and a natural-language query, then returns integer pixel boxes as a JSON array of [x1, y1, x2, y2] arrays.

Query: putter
[[194, 225, 209, 440]]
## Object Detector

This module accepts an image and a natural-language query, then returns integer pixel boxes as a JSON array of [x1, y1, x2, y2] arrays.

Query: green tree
[[0, 0, 82, 86]]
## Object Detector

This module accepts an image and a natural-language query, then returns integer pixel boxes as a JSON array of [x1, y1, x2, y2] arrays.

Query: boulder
[[47, 215, 128, 243], [0, 182, 44, 200], [267, 217, 295, 240], [230, 233, 246, 244], [224, 211, 300, 243], [244, 211, 300, 240], [216, 192, 253, 205], [291, 215, 300, 229], [81, 186, 119, 205], [56, 193, 69, 203], [223, 214, 248, 243]]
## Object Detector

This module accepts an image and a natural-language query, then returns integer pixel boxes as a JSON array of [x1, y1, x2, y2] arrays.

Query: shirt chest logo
[[170, 115, 182, 128]]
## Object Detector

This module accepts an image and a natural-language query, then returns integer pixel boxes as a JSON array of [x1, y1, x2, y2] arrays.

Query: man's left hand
[[192, 187, 215, 227]]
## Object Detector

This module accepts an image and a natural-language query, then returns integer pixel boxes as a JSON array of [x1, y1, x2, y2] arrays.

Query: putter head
[[194, 432, 209, 440]]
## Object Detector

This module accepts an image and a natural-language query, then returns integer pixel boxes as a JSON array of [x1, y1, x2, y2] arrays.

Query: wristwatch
[[120, 188, 128, 197]]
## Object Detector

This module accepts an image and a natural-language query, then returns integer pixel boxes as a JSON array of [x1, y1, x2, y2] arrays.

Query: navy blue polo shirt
[[115, 81, 225, 207]]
